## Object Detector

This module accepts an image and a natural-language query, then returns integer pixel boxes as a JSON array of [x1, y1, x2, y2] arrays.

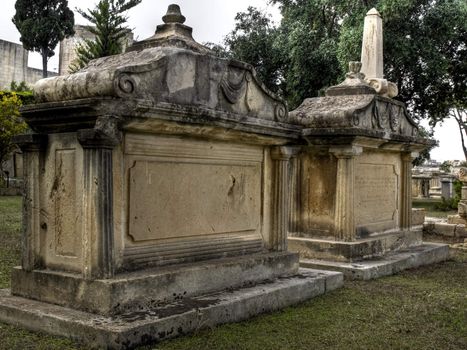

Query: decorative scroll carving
[[220, 71, 247, 104], [275, 103, 287, 122], [116, 73, 136, 97]]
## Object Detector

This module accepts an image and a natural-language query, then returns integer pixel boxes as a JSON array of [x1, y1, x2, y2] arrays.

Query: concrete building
[[0, 39, 57, 89], [59, 25, 134, 75], [1, 25, 134, 88]]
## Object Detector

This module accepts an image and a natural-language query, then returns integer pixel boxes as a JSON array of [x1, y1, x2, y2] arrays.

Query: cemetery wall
[[0, 39, 57, 89]]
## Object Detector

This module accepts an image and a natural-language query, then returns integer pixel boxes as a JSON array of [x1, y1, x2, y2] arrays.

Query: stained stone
[[0, 5, 339, 348], [361, 8, 384, 80]]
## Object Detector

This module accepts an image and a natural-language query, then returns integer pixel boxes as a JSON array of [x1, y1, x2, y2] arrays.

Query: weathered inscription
[[355, 163, 398, 227], [128, 160, 261, 242]]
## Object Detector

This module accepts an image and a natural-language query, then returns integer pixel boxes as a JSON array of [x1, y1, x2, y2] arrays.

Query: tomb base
[[288, 230, 423, 262], [0, 268, 343, 349], [11, 252, 299, 316], [299, 243, 449, 280]]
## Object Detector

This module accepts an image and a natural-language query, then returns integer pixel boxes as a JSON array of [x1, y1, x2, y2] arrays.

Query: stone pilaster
[[15, 134, 47, 271], [271, 146, 298, 251], [78, 127, 119, 279], [401, 152, 418, 230], [288, 153, 301, 235], [330, 146, 362, 242]]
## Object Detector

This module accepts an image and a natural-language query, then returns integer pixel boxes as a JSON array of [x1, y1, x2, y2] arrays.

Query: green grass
[[0, 196, 22, 289], [0, 196, 466, 350], [412, 198, 457, 218]]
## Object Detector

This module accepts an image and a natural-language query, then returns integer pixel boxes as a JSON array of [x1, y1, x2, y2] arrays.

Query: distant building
[[0, 39, 57, 89], [59, 25, 134, 75], [0, 25, 134, 88]]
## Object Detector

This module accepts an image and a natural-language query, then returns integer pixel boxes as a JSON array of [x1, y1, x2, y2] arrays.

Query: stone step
[[300, 243, 449, 280], [0, 268, 343, 349], [289, 230, 423, 262]]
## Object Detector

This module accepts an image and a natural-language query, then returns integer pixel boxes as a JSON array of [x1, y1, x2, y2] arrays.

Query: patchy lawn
[[0, 196, 466, 350], [412, 198, 457, 218]]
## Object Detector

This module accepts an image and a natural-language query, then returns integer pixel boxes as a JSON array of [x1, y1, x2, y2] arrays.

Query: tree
[[70, 0, 141, 72], [338, 0, 467, 122], [226, 1, 466, 161], [224, 7, 284, 95], [12, 0, 75, 78], [439, 161, 452, 173], [0, 92, 28, 185]]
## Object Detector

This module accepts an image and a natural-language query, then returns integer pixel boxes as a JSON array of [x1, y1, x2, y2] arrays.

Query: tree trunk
[[452, 109, 467, 161], [42, 50, 48, 78]]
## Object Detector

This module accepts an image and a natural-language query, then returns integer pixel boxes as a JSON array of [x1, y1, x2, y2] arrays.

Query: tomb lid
[[289, 62, 431, 146], [26, 5, 292, 136]]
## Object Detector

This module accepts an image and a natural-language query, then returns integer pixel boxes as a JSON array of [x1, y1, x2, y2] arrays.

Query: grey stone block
[[0, 268, 343, 349], [300, 243, 449, 280]]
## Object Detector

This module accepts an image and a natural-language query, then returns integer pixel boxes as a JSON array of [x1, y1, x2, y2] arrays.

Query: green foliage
[[9, 81, 30, 92], [226, 0, 467, 117], [338, 0, 467, 123], [454, 179, 462, 199], [412, 125, 438, 166], [439, 161, 452, 173], [435, 179, 462, 210], [224, 7, 283, 95], [435, 197, 458, 211], [12, 0, 75, 77], [0, 92, 28, 180], [8, 82, 34, 105], [69, 0, 141, 72]]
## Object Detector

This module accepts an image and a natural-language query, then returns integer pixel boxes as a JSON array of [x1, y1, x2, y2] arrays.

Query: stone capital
[[78, 116, 123, 149], [401, 151, 419, 162], [271, 146, 300, 161], [14, 134, 47, 152], [329, 146, 363, 159]]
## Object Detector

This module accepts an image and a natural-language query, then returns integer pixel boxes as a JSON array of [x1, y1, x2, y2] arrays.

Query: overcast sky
[[0, 0, 462, 162]]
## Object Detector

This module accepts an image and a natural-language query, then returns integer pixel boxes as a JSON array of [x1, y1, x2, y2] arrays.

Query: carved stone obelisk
[[360, 8, 398, 98], [361, 8, 384, 80]]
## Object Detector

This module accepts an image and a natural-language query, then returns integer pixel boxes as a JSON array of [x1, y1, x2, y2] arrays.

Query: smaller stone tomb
[[0, 5, 343, 349], [287, 8, 448, 275], [288, 62, 427, 261]]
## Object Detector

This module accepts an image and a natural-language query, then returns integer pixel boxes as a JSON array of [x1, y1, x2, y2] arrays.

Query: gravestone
[[412, 174, 431, 198], [0, 5, 342, 348], [440, 176, 455, 199], [448, 168, 467, 224], [287, 9, 449, 279]]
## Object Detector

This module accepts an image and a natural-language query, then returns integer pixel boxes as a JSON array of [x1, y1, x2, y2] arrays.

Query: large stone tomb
[[0, 5, 342, 348]]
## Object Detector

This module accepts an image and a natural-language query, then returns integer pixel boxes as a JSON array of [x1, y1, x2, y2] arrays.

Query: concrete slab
[[300, 243, 449, 280], [0, 268, 343, 349], [289, 230, 423, 262]]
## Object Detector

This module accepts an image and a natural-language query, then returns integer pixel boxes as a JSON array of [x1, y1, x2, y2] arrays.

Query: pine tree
[[12, 0, 75, 78], [69, 0, 141, 72]]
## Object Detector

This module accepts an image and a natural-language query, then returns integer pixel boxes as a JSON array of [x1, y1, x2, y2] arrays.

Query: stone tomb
[[287, 62, 449, 279], [0, 5, 342, 348], [286, 9, 448, 279]]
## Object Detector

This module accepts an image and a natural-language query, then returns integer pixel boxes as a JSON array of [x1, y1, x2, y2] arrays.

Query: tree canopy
[[12, 0, 75, 78], [70, 0, 141, 72], [224, 0, 467, 118], [0, 92, 28, 182]]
